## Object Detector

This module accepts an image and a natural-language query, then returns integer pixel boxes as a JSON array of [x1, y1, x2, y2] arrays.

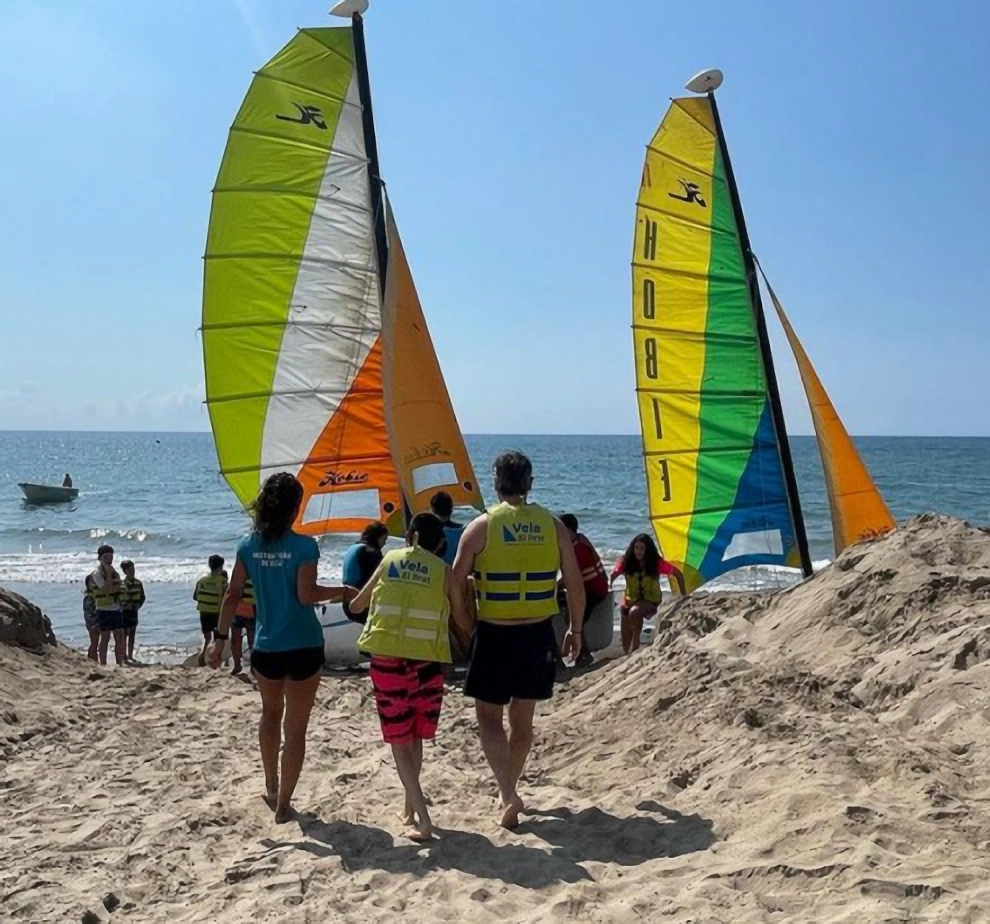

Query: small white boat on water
[[18, 483, 79, 504]]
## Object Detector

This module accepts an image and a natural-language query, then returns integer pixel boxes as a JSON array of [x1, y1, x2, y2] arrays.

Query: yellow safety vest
[[242, 579, 256, 606], [121, 577, 144, 609], [357, 546, 451, 663], [474, 502, 560, 621], [624, 572, 662, 604], [91, 571, 120, 610], [195, 573, 226, 614]]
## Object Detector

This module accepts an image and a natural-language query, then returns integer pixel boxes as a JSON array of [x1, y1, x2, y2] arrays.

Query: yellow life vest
[[91, 571, 120, 610], [357, 546, 451, 662], [474, 502, 560, 621], [195, 573, 226, 614], [121, 577, 144, 609], [624, 572, 662, 604], [242, 579, 256, 606]]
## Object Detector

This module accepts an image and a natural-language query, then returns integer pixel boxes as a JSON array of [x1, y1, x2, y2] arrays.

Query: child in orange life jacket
[[610, 533, 676, 655], [347, 513, 471, 842]]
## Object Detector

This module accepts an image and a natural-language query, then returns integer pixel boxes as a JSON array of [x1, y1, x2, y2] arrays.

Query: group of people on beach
[[186, 450, 680, 840], [82, 548, 145, 665]]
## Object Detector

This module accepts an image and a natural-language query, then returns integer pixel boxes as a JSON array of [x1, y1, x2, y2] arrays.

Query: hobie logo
[[502, 522, 545, 544], [318, 469, 369, 488], [276, 103, 328, 130], [403, 442, 451, 464], [668, 178, 706, 207], [389, 559, 431, 584]]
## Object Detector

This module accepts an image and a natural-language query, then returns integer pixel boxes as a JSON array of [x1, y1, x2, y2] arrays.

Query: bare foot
[[499, 796, 524, 830], [262, 790, 278, 811], [406, 821, 434, 842], [274, 803, 295, 824], [231, 664, 242, 675]]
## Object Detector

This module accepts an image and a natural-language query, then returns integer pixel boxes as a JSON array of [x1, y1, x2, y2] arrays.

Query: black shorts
[[199, 613, 219, 637], [251, 646, 325, 682], [97, 610, 124, 633], [232, 615, 255, 631], [122, 609, 139, 630], [464, 618, 557, 706]]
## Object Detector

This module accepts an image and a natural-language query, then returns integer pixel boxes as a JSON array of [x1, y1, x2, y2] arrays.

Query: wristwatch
[[212, 630, 229, 641]]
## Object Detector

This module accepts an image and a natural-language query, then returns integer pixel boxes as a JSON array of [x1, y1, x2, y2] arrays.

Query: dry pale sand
[[3, 514, 990, 922]]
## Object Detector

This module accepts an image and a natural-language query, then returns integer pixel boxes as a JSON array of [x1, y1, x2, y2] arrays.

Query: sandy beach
[[3, 514, 990, 922]]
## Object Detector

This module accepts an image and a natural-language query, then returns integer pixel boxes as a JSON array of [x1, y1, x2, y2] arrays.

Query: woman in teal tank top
[[208, 473, 345, 824]]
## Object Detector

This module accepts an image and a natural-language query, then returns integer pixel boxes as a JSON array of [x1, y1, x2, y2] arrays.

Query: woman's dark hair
[[559, 513, 578, 534], [360, 521, 389, 547], [251, 472, 304, 544], [208, 554, 225, 571], [430, 490, 454, 520], [493, 451, 533, 498], [407, 513, 446, 556], [621, 533, 660, 575]]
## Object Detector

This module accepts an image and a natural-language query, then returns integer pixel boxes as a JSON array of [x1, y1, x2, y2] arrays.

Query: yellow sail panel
[[381, 201, 484, 514], [759, 266, 895, 553]]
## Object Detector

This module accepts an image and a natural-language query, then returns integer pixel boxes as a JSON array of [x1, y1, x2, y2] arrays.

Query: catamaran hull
[[18, 483, 79, 504], [319, 592, 646, 667]]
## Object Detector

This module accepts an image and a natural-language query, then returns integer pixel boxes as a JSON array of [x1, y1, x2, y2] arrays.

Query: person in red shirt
[[559, 514, 608, 668], [610, 533, 679, 654]]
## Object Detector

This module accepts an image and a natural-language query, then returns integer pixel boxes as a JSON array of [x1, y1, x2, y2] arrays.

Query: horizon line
[[1, 429, 989, 440]]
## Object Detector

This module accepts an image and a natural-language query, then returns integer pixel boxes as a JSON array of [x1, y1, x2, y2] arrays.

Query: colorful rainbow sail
[[633, 78, 895, 591], [203, 19, 479, 536], [632, 95, 805, 593], [758, 265, 896, 554]]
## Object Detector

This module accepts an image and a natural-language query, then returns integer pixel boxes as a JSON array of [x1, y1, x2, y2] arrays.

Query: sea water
[[1, 431, 987, 657]]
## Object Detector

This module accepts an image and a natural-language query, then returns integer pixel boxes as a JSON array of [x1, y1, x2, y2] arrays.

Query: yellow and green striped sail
[[203, 26, 403, 536], [633, 97, 802, 592]]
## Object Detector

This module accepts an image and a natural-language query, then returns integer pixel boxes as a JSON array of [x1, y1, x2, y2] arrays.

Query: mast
[[338, 2, 389, 294], [706, 85, 814, 579], [332, 1, 411, 529]]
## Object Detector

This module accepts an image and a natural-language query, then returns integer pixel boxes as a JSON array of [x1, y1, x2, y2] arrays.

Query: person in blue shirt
[[209, 472, 345, 824], [341, 521, 389, 623], [430, 491, 464, 567]]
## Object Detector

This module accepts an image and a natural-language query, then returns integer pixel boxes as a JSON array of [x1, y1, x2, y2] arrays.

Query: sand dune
[[3, 514, 990, 922]]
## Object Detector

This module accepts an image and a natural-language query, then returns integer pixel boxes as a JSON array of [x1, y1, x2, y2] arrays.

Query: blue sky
[[1, 0, 987, 435]]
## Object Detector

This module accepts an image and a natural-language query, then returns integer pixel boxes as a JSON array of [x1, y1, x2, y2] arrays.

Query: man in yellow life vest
[[119, 560, 145, 663], [194, 554, 227, 667], [348, 513, 471, 842], [91, 544, 126, 666], [452, 451, 584, 830]]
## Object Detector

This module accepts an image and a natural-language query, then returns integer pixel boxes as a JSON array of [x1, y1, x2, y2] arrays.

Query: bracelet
[[572, 630, 583, 635]]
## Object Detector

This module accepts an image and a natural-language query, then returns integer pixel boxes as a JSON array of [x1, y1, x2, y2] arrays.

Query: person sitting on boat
[[558, 513, 608, 668], [430, 491, 464, 566], [341, 522, 389, 624], [610, 533, 676, 655], [120, 560, 146, 663], [91, 544, 125, 666], [62, 473, 73, 488], [82, 575, 99, 663], [348, 513, 471, 842], [194, 555, 227, 667], [230, 577, 256, 676], [208, 472, 345, 824]]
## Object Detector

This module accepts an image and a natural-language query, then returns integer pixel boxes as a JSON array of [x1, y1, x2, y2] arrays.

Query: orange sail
[[381, 201, 484, 514], [758, 264, 896, 553]]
